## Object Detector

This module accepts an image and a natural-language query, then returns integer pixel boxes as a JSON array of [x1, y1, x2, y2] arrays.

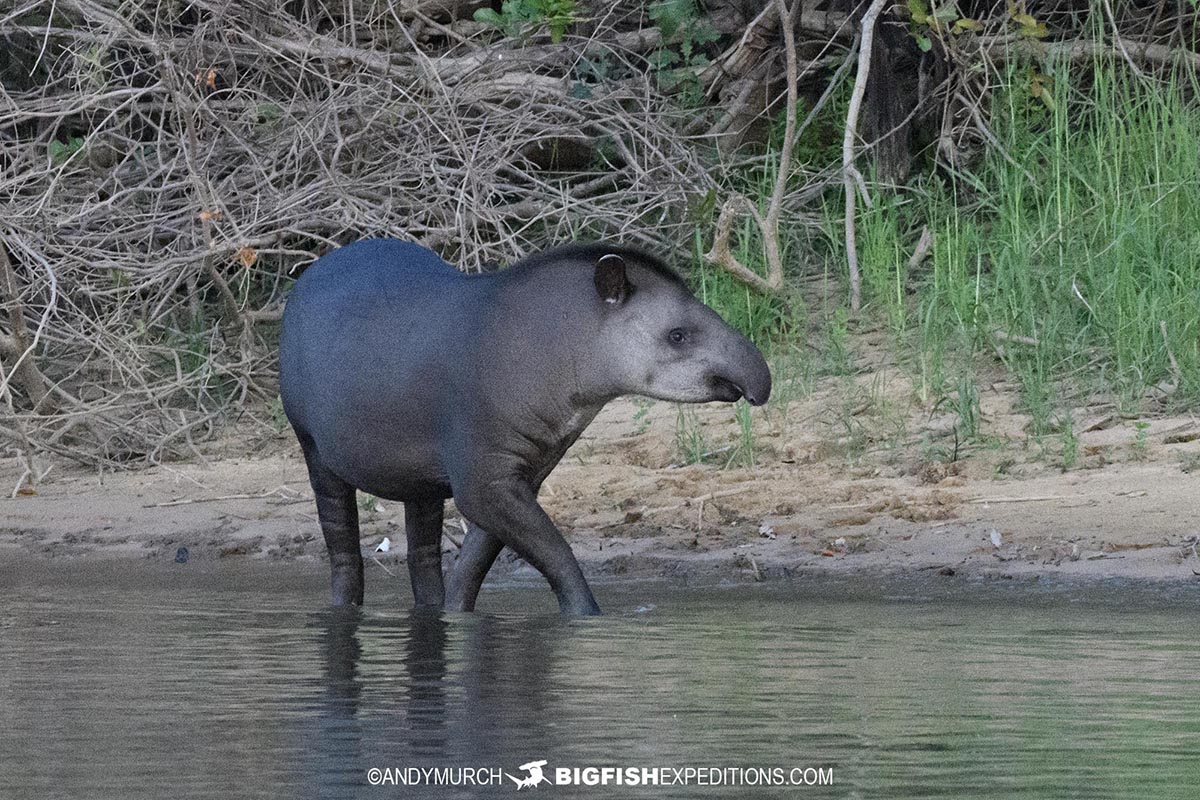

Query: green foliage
[[170, 314, 213, 377], [649, 0, 696, 39], [763, 348, 815, 416], [647, 0, 719, 105], [474, 0, 576, 42], [821, 307, 854, 377], [49, 136, 84, 166], [632, 397, 652, 435], [570, 55, 618, 99], [1007, 3, 1049, 38], [673, 405, 710, 464], [157, 312, 245, 409], [903, 0, 983, 52], [935, 375, 981, 442], [78, 43, 110, 88], [732, 401, 756, 467], [1059, 418, 1079, 470], [824, 51, 1200, 439], [851, 191, 910, 334], [688, 230, 789, 351], [254, 103, 282, 126], [1132, 421, 1151, 461], [269, 395, 289, 432]]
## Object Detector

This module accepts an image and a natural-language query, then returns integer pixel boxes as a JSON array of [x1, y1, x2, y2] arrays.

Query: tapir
[[279, 239, 771, 615]]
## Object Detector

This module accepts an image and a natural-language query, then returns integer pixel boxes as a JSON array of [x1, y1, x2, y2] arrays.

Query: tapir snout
[[710, 333, 772, 407]]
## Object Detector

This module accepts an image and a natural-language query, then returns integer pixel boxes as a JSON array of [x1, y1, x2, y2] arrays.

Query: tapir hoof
[[330, 567, 364, 606], [561, 596, 602, 616]]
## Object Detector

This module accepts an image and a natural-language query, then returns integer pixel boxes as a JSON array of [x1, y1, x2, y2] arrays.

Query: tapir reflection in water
[[279, 240, 772, 615]]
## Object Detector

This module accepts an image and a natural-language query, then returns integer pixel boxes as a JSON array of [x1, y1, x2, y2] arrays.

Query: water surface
[[1, 561, 1196, 798]]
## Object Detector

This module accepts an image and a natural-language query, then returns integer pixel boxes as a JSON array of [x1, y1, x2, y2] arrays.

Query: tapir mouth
[[710, 376, 747, 404], [710, 373, 770, 406]]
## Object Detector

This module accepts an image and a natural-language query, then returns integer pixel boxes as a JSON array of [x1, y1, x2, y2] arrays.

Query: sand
[[5, 358, 1200, 592]]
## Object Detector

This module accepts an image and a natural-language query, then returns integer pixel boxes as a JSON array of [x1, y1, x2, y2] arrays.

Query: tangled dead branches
[[0, 0, 743, 467], [2, 0, 1197, 474]]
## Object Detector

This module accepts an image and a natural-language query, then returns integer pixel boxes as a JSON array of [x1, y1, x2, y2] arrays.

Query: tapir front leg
[[445, 523, 505, 612], [455, 479, 600, 616]]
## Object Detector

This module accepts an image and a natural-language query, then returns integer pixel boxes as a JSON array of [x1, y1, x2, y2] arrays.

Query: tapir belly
[[325, 453, 453, 503], [297, 367, 460, 503]]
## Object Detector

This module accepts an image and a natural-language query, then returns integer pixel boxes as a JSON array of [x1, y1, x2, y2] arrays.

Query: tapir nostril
[[744, 360, 772, 407], [712, 345, 772, 406], [752, 379, 772, 406], [740, 382, 769, 406]]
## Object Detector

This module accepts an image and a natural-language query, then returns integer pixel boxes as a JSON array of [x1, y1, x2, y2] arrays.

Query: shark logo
[[507, 760, 550, 790]]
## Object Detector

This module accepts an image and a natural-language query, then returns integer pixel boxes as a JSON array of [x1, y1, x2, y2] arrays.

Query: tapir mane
[[508, 243, 688, 290]]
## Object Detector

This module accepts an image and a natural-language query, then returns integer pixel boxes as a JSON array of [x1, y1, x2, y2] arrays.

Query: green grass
[[935, 374, 981, 443], [731, 401, 755, 467], [820, 52, 1200, 434], [688, 212, 794, 353], [677, 24, 1200, 471], [673, 404, 710, 464]]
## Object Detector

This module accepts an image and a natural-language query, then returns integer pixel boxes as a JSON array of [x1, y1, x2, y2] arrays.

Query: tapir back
[[280, 239, 483, 496]]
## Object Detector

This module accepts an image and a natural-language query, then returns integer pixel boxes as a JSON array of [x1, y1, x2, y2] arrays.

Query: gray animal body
[[280, 239, 771, 615]]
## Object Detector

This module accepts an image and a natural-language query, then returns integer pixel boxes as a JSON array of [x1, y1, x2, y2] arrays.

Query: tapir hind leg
[[404, 499, 445, 608], [299, 438, 363, 606], [444, 523, 505, 612]]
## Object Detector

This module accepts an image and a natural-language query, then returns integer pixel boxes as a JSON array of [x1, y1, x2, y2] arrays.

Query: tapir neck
[[482, 264, 620, 410], [466, 269, 613, 479]]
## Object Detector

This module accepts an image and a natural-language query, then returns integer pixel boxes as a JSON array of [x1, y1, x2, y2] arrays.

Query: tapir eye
[[668, 328, 688, 345]]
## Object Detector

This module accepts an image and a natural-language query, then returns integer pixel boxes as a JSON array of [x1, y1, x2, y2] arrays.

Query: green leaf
[[650, 0, 693, 39], [952, 17, 983, 33], [48, 136, 84, 167], [649, 49, 680, 70], [917, 34, 933, 51], [255, 102, 281, 123], [473, 8, 503, 26], [689, 188, 717, 222], [932, 3, 958, 23], [692, 25, 721, 45], [906, 0, 929, 24]]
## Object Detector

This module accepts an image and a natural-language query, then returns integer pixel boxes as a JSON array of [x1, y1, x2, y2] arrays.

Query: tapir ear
[[594, 253, 631, 305]]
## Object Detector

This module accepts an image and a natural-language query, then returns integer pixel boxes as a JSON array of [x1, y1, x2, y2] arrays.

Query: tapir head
[[590, 251, 772, 406]]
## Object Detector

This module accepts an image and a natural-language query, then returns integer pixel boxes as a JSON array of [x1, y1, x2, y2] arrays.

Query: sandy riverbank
[[4, 377, 1200, 589]]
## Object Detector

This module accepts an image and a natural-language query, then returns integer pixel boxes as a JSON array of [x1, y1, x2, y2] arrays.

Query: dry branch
[[842, 0, 890, 313], [3, 0, 1185, 467], [703, 0, 804, 295], [0, 0, 721, 464], [982, 34, 1200, 72], [0, 240, 52, 413]]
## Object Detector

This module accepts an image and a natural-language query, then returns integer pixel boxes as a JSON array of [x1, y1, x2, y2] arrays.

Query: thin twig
[[146, 488, 302, 507], [842, 0, 890, 313], [1161, 321, 1182, 385]]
